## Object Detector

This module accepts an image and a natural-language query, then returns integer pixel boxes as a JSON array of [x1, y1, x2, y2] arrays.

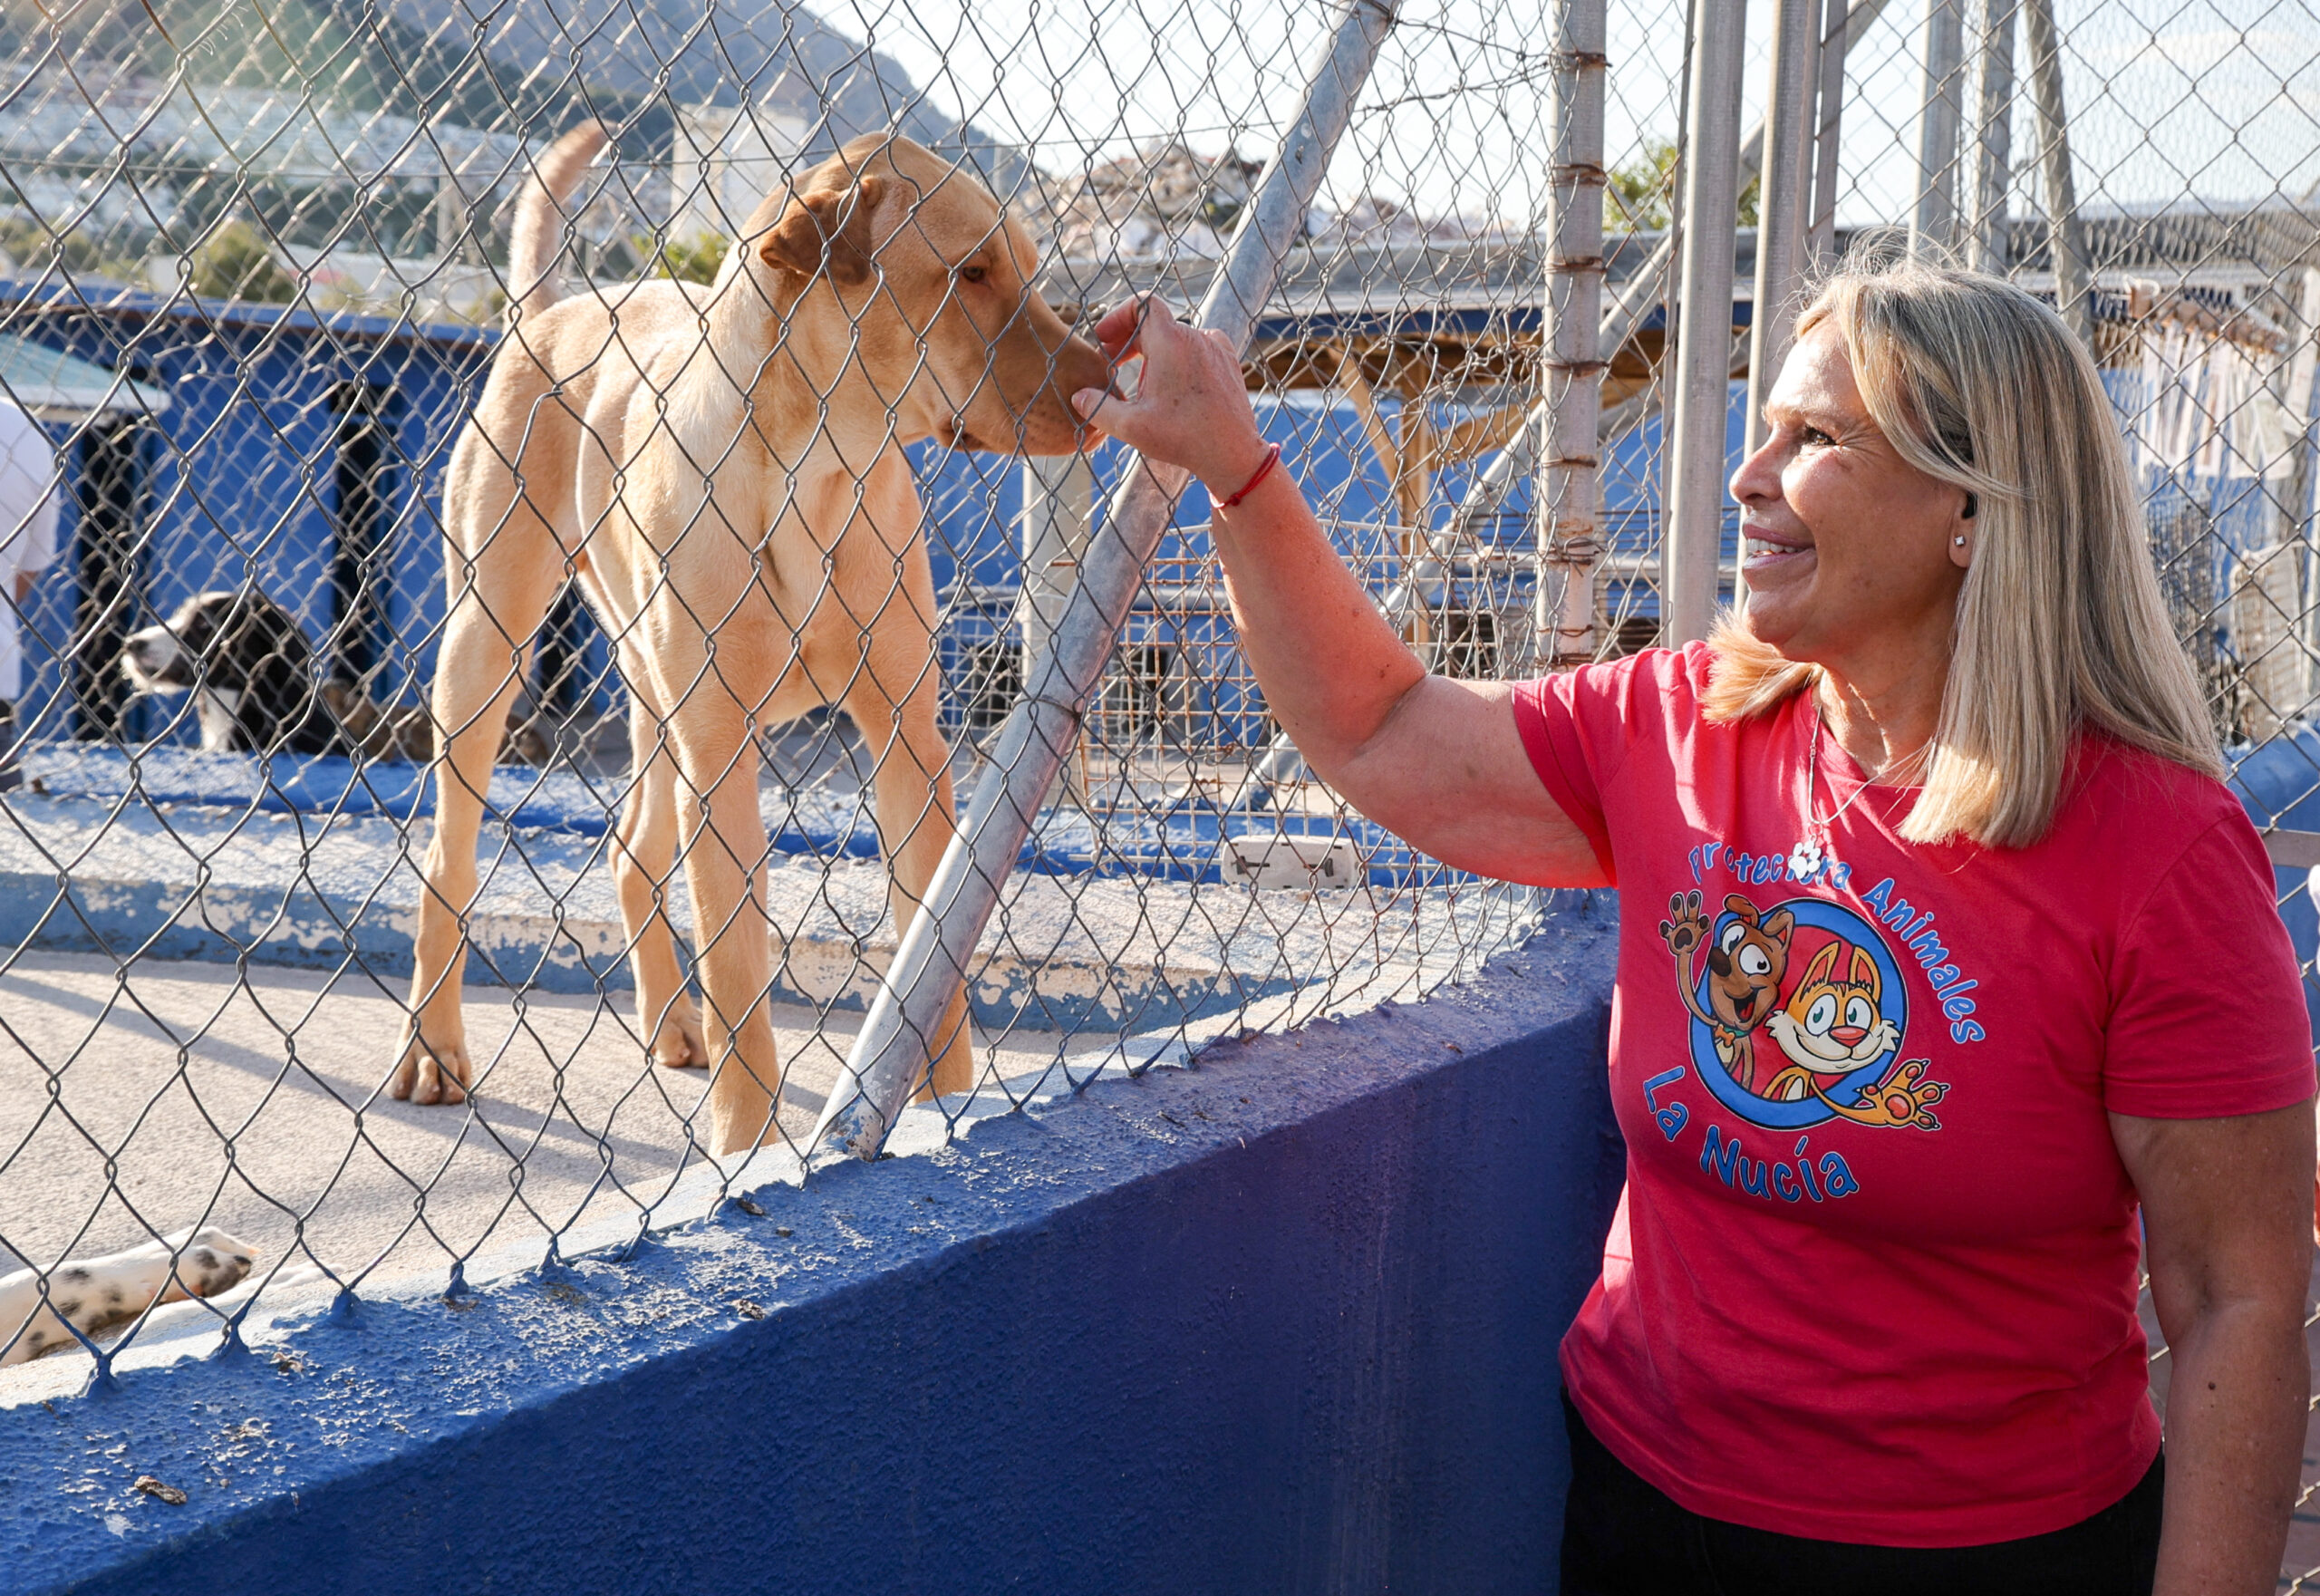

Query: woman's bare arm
[[2112, 1099, 2315, 1596], [1072, 299, 1608, 888]]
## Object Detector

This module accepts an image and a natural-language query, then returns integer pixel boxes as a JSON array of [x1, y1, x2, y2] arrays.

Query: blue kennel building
[[0, 282, 1441, 753], [2, 285, 499, 746]]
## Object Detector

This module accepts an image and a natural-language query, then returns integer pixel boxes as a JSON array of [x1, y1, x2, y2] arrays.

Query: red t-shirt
[[1512, 643, 2315, 1547]]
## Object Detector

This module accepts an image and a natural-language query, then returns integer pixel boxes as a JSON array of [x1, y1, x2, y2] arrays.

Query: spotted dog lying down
[[0, 1227, 254, 1366], [120, 587, 547, 763]]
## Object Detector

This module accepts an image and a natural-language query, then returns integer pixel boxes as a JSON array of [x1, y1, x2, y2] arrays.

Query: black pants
[[1560, 1391, 2164, 1596]]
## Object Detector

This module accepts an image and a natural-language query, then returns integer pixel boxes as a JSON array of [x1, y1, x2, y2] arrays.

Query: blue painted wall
[[1, 908, 1625, 1596]]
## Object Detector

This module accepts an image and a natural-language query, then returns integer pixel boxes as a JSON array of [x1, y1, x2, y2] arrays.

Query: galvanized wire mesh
[[0, 3, 2315, 1568], [0, 0, 1571, 1361]]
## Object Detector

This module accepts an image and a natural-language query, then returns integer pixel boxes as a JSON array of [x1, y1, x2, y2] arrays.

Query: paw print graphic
[[1660, 890, 1709, 959]]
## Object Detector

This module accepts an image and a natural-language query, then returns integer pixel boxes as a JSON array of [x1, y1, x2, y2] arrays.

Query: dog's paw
[[389, 1031, 471, 1106], [649, 1008, 710, 1070], [155, 1226, 256, 1303]]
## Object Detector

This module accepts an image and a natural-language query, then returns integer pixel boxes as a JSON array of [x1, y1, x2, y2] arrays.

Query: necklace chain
[[1787, 706, 1876, 885], [1803, 709, 1878, 840]]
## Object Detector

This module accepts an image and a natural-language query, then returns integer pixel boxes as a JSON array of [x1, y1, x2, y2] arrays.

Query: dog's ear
[[759, 173, 886, 285]]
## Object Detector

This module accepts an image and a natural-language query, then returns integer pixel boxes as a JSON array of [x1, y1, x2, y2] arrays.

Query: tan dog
[[392, 122, 1107, 1154]]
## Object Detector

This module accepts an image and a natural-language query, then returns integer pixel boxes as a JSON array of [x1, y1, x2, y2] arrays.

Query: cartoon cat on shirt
[[1666, 889, 1948, 1132], [1764, 939, 1900, 1098]]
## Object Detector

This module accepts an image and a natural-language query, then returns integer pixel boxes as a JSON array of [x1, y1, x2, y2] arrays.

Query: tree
[[189, 219, 297, 303], [650, 234, 729, 285], [1605, 136, 1760, 233]]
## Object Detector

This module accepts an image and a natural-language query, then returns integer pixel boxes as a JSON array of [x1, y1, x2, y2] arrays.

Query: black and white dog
[[0, 1226, 255, 1367], [121, 588, 550, 763], [121, 589, 345, 755]]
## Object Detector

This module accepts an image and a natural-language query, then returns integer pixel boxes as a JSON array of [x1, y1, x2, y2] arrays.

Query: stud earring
[[1954, 535, 1967, 547]]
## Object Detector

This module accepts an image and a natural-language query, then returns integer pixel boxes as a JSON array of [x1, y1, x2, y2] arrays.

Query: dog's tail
[[505, 120, 611, 331]]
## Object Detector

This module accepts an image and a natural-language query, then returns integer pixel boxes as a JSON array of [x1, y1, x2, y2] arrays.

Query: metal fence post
[[1739, 0, 1819, 614], [2283, 266, 2320, 704], [807, 0, 1398, 1163], [2024, 0, 2093, 347], [1536, 0, 1608, 669], [1808, 1, 1860, 265], [1019, 455, 1094, 657], [1663, 0, 1746, 648], [1444, 0, 1897, 551], [1018, 452, 1094, 801], [1912, 0, 1966, 256], [1746, 0, 1820, 462], [1969, 0, 2017, 275]]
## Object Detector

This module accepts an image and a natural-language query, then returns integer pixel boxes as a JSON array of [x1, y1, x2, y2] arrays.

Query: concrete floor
[[0, 948, 1102, 1295]]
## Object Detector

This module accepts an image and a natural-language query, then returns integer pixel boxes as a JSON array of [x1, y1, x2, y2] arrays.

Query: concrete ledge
[[0, 901, 1622, 1596], [1, 858, 1288, 1032], [0, 786, 1510, 1031]]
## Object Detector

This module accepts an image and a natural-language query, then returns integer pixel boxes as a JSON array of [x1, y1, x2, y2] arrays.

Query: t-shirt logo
[[1660, 889, 1949, 1132]]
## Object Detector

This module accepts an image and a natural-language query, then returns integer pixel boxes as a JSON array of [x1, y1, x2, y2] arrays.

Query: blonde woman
[[1076, 264, 2315, 1595]]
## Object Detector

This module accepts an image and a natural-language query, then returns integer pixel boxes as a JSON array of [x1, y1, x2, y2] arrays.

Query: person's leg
[[1559, 1390, 1722, 1596], [1702, 1450, 2164, 1596]]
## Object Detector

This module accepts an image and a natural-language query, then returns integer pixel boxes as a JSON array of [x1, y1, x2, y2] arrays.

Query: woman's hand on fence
[[1071, 296, 1271, 497]]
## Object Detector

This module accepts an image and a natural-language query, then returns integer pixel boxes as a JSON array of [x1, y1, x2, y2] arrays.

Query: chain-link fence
[[0, 0, 2317, 1573], [0, 0, 1567, 1349], [1807, 7, 2320, 1586]]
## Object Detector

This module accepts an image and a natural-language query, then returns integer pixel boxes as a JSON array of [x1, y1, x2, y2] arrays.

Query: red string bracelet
[[1216, 442, 1281, 510]]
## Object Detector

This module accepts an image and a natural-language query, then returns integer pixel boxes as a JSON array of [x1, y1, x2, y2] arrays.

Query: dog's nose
[[1058, 332, 1110, 397]]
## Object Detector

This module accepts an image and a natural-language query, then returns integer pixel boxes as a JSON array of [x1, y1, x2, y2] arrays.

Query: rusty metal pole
[[1535, 0, 1609, 668]]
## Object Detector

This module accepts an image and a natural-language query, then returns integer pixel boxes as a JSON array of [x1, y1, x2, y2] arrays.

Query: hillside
[[1, 0, 1019, 178]]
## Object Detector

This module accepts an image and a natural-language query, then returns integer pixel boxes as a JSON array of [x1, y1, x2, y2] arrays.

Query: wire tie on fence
[[1016, 690, 1090, 726]]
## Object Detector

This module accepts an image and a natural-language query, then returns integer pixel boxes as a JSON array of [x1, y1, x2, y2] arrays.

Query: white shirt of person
[[0, 399, 59, 704]]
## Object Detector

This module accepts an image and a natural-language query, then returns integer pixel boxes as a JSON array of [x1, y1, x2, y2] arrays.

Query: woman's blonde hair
[[1704, 261, 2219, 848]]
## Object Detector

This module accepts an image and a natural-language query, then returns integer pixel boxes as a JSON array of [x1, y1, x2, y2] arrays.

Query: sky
[[824, 0, 2320, 229]]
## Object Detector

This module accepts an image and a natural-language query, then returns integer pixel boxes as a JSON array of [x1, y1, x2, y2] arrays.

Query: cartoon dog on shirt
[[1762, 933, 1947, 1130], [1661, 890, 1793, 1095]]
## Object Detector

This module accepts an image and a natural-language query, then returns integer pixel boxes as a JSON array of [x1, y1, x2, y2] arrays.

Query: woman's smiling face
[[1727, 323, 1972, 668]]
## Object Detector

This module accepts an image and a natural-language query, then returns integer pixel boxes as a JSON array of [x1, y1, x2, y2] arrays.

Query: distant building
[[671, 104, 808, 249]]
